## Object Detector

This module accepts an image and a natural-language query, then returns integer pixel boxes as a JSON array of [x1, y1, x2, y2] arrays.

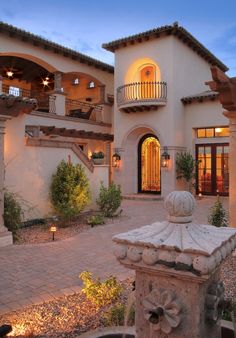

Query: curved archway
[[120, 125, 162, 194], [138, 134, 161, 193], [0, 52, 57, 73]]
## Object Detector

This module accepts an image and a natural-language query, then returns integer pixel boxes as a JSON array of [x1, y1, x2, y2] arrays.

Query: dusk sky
[[0, 0, 236, 75]]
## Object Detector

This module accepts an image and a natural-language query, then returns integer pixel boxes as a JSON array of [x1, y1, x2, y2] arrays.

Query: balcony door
[[140, 65, 155, 99], [138, 134, 161, 194], [196, 143, 229, 196]]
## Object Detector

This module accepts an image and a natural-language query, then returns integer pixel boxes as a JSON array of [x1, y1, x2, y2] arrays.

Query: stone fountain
[[113, 191, 236, 338]]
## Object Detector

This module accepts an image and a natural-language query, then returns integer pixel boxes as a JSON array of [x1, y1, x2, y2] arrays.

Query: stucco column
[[113, 191, 236, 338], [0, 115, 13, 246], [224, 111, 236, 227], [0, 76, 3, 93], [53, 71, 63, 92]]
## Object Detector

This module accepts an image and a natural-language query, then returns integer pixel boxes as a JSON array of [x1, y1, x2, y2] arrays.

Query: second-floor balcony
[[117, 81, 167, 113]]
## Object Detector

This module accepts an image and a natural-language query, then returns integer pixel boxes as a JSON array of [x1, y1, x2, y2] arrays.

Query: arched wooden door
[[138, 134, 161, 193]]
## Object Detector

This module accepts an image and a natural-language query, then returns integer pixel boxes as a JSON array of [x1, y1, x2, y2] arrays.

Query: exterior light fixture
[[112, 153, 121, 168], [50, 225, 57, 241], [6, 70, 14, 78], [161, 146, 170, 168]]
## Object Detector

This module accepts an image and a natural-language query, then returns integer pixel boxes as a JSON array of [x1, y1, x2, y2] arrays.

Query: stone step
[[122, 194, 163, 201]]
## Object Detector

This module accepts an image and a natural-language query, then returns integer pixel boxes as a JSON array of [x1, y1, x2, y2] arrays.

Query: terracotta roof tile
[[181, 90, 219, 104], [102, 22, 228, 72], [0, 21, 114, 73]]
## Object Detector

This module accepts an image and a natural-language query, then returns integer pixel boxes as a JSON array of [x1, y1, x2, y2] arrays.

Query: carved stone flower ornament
[[143, 289, 181, 334]]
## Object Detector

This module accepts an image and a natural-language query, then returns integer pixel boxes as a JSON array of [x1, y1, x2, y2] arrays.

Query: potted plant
[[91, 151, 105, 165]]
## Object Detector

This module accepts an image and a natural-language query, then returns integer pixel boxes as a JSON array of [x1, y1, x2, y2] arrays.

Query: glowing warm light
[[215, 127, 222, 133], [6, 70, 14, 78], [42, 79, 49, 86], [8, 323, 27, 336]]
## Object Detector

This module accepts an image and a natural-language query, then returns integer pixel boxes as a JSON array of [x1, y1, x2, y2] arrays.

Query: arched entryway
[[138, 134, 161, 193]]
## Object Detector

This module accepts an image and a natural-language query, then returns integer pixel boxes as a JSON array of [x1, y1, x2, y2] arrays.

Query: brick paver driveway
[[0, 197, 227, 314]]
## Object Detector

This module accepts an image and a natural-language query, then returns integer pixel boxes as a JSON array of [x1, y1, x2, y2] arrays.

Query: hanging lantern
[[161, 146, 170, 168], [112, 153, 121, 168]]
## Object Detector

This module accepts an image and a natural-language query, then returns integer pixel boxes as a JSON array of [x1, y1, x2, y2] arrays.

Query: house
[[0, 22, 230, 224], [103, 22, 229, 197]]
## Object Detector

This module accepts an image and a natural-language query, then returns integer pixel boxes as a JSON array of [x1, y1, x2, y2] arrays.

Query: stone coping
[[113, 221, 236, 277]]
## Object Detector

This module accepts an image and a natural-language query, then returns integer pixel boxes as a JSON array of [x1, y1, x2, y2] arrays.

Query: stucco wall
[[0, 34, 114, 96], [112, 34, 226, 196], [4, 115, 109, 219], [184, 100, 229, 154]]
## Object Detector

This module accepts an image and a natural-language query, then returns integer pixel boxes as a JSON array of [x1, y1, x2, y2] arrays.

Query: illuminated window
[[196, 127, 229, 138], [88, 81, 95, 88], [9, 86, 20, 96]]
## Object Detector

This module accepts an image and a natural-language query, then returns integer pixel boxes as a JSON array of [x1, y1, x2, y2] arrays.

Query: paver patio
[[0, 197, 228, 315]]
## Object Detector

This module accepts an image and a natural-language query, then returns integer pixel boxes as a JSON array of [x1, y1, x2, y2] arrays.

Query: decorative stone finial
[[165, 191, 195, 223]]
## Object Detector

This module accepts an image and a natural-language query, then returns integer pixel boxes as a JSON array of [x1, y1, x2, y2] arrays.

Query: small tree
[[208, 195, 228, 227], [97, 182, 122, 217], [176, 152, 196, 192], [50, 160, 90, 220]]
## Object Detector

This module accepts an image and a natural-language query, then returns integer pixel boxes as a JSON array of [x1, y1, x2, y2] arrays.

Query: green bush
[[87, 214, 105, 227], [103, 303, 125, 326], [80, 271, 123, 307], [176, 152, 197, 191], [50, 160, 90, 220], [4, 191, 23, 236], [97, 182, 122, 217], [103, 300, 135, 327], [208, 195, 228, 227]]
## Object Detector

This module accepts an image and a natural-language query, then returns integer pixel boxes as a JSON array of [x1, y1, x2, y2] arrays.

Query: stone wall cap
[[113, 191, 236, 276]]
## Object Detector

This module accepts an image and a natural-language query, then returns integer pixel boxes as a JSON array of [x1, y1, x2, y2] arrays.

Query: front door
[[138, 134, 161, 193], [196, 143, 229, 195]]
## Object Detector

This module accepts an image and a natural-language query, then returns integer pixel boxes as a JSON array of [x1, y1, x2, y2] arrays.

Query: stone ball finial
[[164, 191, 196, 223]]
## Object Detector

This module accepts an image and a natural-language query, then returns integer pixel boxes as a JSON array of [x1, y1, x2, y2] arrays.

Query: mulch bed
[[15, 211, 99, 245]]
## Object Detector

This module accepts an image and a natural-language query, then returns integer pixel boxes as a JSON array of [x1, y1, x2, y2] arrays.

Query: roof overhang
[[0, 21, 114, 74], [102, 22, 228, 72]]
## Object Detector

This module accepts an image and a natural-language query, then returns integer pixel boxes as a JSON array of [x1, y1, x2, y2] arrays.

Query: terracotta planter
[[92, 158, 104, 165]]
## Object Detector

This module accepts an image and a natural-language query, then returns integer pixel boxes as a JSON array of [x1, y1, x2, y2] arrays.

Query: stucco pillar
[[113, 191, 236, 338], [0, 76, 3, 93], [51, 71, 67, 116], [0, 115, 13, 246], [53, 71, 63, 92], [224, 111, 236, 227]]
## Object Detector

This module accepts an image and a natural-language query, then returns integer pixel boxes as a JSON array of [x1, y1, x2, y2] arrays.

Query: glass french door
[[196, 143, 229, 196], [138, 134, 161, 193]]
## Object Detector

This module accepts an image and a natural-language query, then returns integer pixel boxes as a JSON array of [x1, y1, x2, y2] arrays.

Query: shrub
[[176, 151, 198, 191], [103, 303, 125, 326], [97, 182, 122, 217], [103, 300, 135, 327], [208, 195, 228, 227], [87, 214, 105, 227], [50, 160, 90, 220], [4, 191, 23, 236], [79, 271, 123, 307]]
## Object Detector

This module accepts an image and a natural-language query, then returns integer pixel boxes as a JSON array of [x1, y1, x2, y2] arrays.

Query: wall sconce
[[112, 153, 121, 168], [161, 146, 170, 168]]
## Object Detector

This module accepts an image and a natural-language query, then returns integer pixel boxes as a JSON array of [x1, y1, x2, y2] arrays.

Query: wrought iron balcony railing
[[117, 81, 167, 109]]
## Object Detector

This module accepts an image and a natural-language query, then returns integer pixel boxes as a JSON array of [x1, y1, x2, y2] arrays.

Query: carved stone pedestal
[[113, 191, 236, 338]]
